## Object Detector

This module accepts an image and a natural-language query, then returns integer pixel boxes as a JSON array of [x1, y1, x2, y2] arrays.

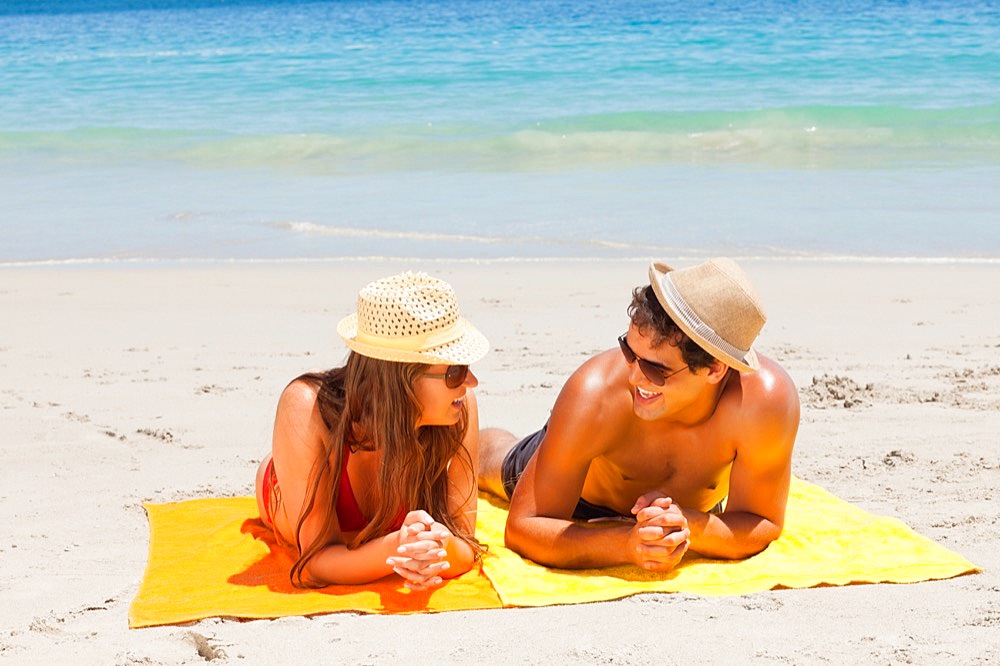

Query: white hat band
[[661, 272, 751, 361]]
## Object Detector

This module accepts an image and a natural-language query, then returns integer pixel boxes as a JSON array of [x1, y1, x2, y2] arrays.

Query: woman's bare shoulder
[[273, 376, 329, 457], [279, 376, 321, 410]]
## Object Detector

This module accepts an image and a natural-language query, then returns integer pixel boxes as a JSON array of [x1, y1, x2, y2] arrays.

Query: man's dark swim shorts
[[500, 425, 628, 521]]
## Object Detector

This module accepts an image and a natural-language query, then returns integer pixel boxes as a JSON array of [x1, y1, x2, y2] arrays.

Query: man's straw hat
[[648, 258, 765, 372], [337, 271, 489, 365]]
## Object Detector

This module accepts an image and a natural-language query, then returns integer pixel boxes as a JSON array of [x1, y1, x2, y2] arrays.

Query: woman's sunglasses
[[617, 334, 688, 386], [423, 364, 470, 389]]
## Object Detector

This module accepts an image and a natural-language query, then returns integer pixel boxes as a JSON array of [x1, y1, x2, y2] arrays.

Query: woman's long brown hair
[[288, 352, 482, 588]]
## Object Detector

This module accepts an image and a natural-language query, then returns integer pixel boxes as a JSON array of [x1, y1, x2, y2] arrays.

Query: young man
[[479, 258, 800, 572]]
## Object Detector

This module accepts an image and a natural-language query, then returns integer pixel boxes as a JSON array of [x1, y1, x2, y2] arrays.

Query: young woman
[[255, 271, 488, 590]]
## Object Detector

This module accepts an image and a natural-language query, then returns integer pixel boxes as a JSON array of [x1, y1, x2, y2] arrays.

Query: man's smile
[[635, 386, 660, 401]]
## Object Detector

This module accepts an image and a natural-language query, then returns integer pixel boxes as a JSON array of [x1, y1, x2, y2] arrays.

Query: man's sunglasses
[[423, 364, 470, 389], [617, 334, 688, 386]]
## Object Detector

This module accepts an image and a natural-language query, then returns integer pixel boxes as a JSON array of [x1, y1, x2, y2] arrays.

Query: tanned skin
[[480, 322, 799, 572]]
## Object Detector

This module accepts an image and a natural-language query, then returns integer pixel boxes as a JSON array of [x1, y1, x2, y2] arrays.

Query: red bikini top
[[337, 447, 406, 533]]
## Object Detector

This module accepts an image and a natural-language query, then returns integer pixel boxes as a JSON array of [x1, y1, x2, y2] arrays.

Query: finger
[[394, 566, 436, 585], [404, 576, 444, 591], [388, 557, 451, 578], [390, 552, 446, 573], [404, 521, 436, 538], [641, 545, 687, 572], [407, 549, 448, 562], [397, 542, 448, 560], [389, 557, 450, 573], [631, 491, 670, 514], [389, 559, 451, 588], [636, 511, 687, 530], [653, 539, 689, 565], [633, 505, 667, 523], [388, 559, 425, 581], [398, 538, 448, 553], [639, 553, 686, 572], [630, 498, 652, 515], [637, 532, 690, 554], [403, 510, 435, 527], [428, 523, 453, 540], [416, 561, 451, 576], [387, 554, 427, 568], [636, 529, 690, 551], [637, 502, 684, 523], [404, 528, 450, 543], [636, 524, 684, 541]]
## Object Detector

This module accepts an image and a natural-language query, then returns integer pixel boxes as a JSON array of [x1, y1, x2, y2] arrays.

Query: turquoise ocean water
[[1, 0, 998, 263]]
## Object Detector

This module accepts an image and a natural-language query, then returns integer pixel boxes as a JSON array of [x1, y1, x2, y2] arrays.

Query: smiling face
[[622, 323, 701, 421], [413, 364, 478, 427]]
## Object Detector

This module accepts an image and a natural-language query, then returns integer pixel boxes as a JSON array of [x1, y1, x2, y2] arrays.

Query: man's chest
[[588, 428, 736, 505]]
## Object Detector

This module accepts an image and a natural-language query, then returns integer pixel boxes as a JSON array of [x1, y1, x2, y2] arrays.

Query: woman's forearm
[[301, 532, 398, 586], [441, 534, 476, 579]]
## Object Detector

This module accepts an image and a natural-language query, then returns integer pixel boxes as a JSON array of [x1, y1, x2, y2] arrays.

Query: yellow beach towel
[[476, 477, 980, 606], [129, 477, 978, 628]]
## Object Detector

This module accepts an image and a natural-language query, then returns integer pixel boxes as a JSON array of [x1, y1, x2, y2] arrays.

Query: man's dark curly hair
[[627, 285, 717, 372]]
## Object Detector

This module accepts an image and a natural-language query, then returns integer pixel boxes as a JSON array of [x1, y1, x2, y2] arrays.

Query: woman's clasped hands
[[385, 510, 454, 590]]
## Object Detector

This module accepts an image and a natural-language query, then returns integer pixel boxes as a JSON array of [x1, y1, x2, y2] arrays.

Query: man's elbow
[[503, 513, 564, 566], [503, 513, 531, 555], [736, 520, 783, 559], [706, 518, 783, 560]]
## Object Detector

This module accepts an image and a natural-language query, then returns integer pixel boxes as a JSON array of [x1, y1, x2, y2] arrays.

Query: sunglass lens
[[618, 335, 636, 363], [619, 334, 665, 386], [445, 365, 469, 388], [638, 360, 666, 386]]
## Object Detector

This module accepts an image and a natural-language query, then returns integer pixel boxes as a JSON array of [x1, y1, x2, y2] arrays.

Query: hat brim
[[337, 313, 490, 366], [649, 262, 760, 373]]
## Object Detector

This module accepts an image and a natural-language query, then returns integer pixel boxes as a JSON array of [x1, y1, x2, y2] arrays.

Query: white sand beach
[[1, 258, 998, 664]]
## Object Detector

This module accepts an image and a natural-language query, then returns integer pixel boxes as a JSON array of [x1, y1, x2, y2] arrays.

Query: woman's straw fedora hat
[[648, 258, 765, 373], [337, 271, 489, 365]]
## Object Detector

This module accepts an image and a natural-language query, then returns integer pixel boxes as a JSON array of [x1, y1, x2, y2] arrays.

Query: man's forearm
[[685, 509, 782, 560], [504, 515, 635, 569]]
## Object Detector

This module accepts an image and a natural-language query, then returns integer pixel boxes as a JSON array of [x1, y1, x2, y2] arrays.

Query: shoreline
[[2, 259, 997, 663], [4, 253, 1000, 269]]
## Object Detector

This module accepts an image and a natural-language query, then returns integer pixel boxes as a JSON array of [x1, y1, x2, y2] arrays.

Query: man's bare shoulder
[[725, 354, 800, 453], [556, 348, 629, 410], [737, 355, 799, 416], [545, 348, 633, 453]]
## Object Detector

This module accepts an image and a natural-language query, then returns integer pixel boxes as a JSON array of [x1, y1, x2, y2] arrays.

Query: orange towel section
[[129, 497, 502, 628]]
